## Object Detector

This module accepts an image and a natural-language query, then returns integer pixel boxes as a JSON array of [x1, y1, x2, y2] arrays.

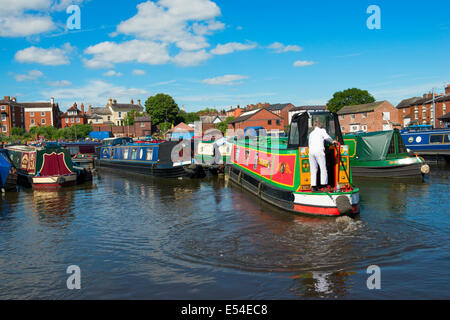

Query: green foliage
[[216, 116, 235, 134], [125, 110, 145, 125], [197, 107, 219, 115], [1, 124, 93, 142], [176, 110, 200, 125], [327, 88, 375, 113], [159, 121, 172, 133], [145, 93, 179, 125]]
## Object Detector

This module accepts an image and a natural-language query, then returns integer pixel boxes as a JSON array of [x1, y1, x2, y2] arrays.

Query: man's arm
[[321, 129, 334, 144]]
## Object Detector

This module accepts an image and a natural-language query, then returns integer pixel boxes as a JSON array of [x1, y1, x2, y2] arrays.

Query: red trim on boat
[[293, 204, 360, 216]]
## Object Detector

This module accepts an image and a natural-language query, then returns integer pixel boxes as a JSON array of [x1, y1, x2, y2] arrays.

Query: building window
[[118, 112, 122, 118], [2, 125, 7, 132], [42, 119, 46, 125], [95, 118, 99, 123], [107, 116, 111, 121], [351, 114, 355, 119], [71, 118, 74, 123], [1, 114, 6, 122], [140, 122, 145, 128], [382, 112, 391, 121], [362, 125, 368, 132], [443, 103, 447, 113], [268, 120, 272, 125], [340, 115, 344, 120], [31, 119, 35, 125], [362, 112, 367, 118], [65, 118, 69, 123], [1, 105, 6, 111], [30, 112, 34, 117], [276, 120, 280, 125], [77, 118, 80, 123], [41, 112, 45, 116]]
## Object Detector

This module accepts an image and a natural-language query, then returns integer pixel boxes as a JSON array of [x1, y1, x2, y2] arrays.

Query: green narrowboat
[[227, 111, 360, 217], [195, 138, 232, 173], [343, 129, 430, 178]]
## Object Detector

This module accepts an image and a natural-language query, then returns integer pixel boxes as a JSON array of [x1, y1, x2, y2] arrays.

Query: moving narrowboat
[[401, 125, 450, 160], [0, 149, 18, 192], [96, 137, 205, 178], [344, 129, 430, 178], [227, 111, 360, 217], [6, 145, 77, 189]]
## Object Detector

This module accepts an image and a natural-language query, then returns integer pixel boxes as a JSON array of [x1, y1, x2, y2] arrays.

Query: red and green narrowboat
[[6, 145, 77, 189], [344, 129, 430, 178], [227, 111, 360, 217]]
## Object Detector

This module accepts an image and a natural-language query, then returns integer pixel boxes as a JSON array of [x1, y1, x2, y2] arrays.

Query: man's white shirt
[[308, 127, 334, 154]]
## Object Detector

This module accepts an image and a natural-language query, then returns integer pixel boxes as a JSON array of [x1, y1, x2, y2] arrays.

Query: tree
[[176, 110, 200, 125], [145, 93, 179, 125], [216, 116, 235, 134], [327, 88, 375, 113], [125, 110, 145, 125]]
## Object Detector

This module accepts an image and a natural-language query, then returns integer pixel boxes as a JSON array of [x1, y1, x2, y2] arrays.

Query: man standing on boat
[[308, 121, 338, 192]]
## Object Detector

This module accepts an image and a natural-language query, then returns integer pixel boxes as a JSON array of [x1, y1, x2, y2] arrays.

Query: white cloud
[[15, 43, 74, 65], [103, 70, 123, 77], [172, 49, 211, 66], [48, 80, 72, 87], [13, 69, 44, 82], [0, 0, 85, 37], [293, 60, 315, 67], [211, 42, 257, 55], [132, 69, 146, 75], [115, 0, 222, 51], [202, 74, 248, 86], [83, 40, 171, 69], [268, 42, 302, 53], [42, 80, 149, 107]]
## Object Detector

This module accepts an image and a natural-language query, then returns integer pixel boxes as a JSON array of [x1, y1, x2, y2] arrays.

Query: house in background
[[23, 97, 61, 131], [61, 103, 88, 128], [0, 96, 25, 136], [397, 84, 450, 128], [87, 98, 144, 127], [265, 103, 294, 128], [165, 122, 194, 140], [227, 108, 284, 133], [338, 101, 400, 133]]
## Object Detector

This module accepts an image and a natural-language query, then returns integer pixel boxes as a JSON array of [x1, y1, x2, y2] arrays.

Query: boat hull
[[227, 166, 360, 217], [351, 162, 424, 178], [96, 159, 205, 178], [32, 174, 77, 190]]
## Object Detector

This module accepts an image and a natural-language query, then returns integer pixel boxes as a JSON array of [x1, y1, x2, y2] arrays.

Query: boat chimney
[[446, 84, 450, 95]]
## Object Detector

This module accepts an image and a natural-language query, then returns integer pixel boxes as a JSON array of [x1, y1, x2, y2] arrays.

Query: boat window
[[289, 122, 299, 146], [254, 152, 258, 170], [139, 149, 143, 159], [430, 135, 443, 144], [123, 148, 129, 159], [111, 148, 115, 158], [388, 137, 396, 154], [235, 147, 240, 162], [146, 148, 153, 161], [131, 148, 138, 160], [444, 134, 450, 143]]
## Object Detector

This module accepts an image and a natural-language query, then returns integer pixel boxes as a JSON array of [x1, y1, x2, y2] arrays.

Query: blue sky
[[1, 0, 449, 112]]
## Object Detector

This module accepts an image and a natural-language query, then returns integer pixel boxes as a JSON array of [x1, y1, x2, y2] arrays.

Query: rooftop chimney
[[137, 99, 141, 105], [88, 104, 92, 115], [12, 97, 16, 102], [446, 84, 450, 95], [131, 99, 134, 105], [81, 103, 85, 114], [108, 98, 113, 106], [51, 97, 54, 106], [3, 96, 10, 101], [113, 99, 117, 105]]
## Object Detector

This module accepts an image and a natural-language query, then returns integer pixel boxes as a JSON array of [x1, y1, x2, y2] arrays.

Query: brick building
[[90, 116, 152, 138], [397, 84, 450, 128], [61, 103, 88, 128], [338, 101, 401, 134], [266, 103, 294, 128], [226, 105, 243, 118], [227, 108, 284, 132], [0, 96, 25, 136], [22, 97, 61, 131]]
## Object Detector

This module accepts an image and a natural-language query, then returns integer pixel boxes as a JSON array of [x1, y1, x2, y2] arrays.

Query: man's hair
[[314, 120, 324, 128]]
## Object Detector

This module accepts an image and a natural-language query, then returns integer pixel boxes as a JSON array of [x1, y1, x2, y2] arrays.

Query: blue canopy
[[0, 150, 12, 188]]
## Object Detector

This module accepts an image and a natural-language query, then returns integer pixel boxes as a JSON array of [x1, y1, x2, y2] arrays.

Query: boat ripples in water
[[0, 164, 449, 299]]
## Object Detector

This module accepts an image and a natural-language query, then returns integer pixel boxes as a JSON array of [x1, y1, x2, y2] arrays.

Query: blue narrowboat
[[400, 125, 450, 158], [96, 137, 205, 178]]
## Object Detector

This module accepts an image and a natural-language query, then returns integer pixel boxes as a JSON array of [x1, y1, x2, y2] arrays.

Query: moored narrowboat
[[0, 149, 18, 192], [6, 145, 77, 189], [400, 125, 450, 160], [227, 111, 360, 217], [96, 137, 205, 178], [194, 137, 232, 174], [344, 129, 430, 178]]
